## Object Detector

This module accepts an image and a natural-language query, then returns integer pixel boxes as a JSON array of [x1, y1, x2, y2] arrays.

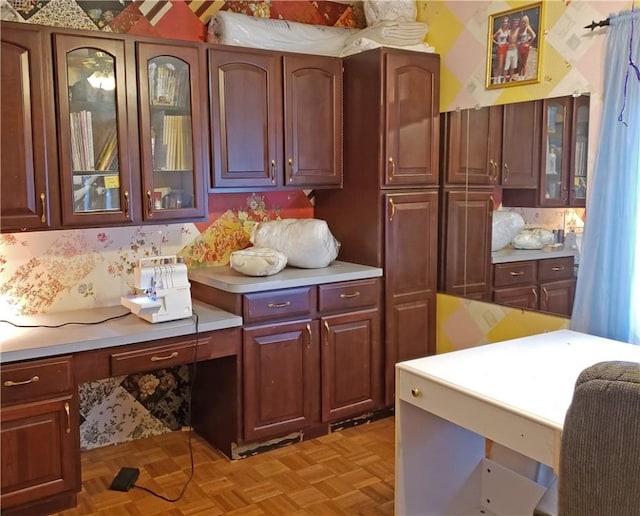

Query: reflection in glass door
[[146, 56, 195, 212], [66, 48, 121, 214]]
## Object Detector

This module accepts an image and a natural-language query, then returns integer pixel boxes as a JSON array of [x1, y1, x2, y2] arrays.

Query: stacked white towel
[[349, 20, 428, 46]]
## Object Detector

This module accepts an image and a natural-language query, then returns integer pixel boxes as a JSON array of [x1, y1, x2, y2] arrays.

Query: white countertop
[[492, 245, 577, 264], [188, 260, 383, 293], [0, 300, 242, 363], [397, 330, 640, 430]]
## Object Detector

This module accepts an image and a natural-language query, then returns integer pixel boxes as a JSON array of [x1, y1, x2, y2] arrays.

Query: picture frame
[[486, 2, 543, 89]]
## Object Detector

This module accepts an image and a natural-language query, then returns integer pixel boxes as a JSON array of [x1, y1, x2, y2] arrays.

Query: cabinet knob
[[411, 388, 421, 398]]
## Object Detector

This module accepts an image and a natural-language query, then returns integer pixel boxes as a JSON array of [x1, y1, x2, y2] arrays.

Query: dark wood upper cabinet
[[441, 106, 502, 186], [1, 24, 59, 232], [539, 95, 588, 207], [53, 34, 134, 227], [283, 54, 342, 188], [384, 51, 439, 187], [209, 46, 342, 190], [209, 49, 282, 189], [136, 42, 208, 221], [501, 100, 542, 188]]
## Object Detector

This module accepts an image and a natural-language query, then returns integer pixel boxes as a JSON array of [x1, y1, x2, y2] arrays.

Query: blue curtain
[[571, 9, 640, 344]]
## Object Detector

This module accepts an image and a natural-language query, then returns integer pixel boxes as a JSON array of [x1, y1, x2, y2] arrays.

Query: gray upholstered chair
[[557, 360, 640, 516]]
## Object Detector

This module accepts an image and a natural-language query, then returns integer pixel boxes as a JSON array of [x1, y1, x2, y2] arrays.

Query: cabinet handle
[[562, 187, 569, 201], [306, 323, 312, 349], [489, 195, 495, 213], [64, 402, 71, 434], [509, 271, 525, 276], [339, 291, 360, 299], [124, 190, 130, 218], [323, 320, 330, 332], [389, 198, 395, 222], [270, 160, 276, 182], [150, 351, 178, 362], [532, 288, 538, 303], [288, 158, 294, 182], [388, 156, 396, 178], [4, 375, 40, 387], [267, 301, 291, 308], [552, 266, 565, 272], [543, 287, 550, 301], [40, 193, 46, 223], [146, 190, 153, 216], [411, 388, 421, 398], [503, 163, 510, 182]]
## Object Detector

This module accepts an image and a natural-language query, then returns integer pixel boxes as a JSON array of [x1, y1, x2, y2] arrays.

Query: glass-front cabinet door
[[137, 43, 206, 221], [54, 35, 133, 226], [540, 97, 570, 206], [570, 95, 589, 207]]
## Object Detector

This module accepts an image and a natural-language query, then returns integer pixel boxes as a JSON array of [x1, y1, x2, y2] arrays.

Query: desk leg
[[396, 400, 485, 515]]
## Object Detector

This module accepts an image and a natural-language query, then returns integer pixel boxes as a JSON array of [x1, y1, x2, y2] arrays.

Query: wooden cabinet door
[[283, 54, 342, 188], [1, 395, 79, 511], [320, 309, 381, 422], [384, 51, 440, 187], [441, 189, 493, 300], [384, 191, 438, 404], [501, 100, 541, 188], [539, 279, 576, 316], [209, 49, 282, 189], [136, 42, 207, 221], [1, 23, 58, 232], [569, 95, 589, 207], [539, 96, 571, 206], [443, 106, 502, 186], [54, 34, 134, 227], [493, 285, 539, 310], [243, 320, 319, 442]]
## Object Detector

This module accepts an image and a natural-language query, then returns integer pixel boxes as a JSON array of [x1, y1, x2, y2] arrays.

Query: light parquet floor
[[55, 417, 395, 516]]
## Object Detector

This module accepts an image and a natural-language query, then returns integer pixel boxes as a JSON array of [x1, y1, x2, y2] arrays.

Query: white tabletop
[[398, 330, 640, 430]]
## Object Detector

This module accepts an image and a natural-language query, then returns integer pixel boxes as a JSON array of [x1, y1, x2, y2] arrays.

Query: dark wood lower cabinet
[[243, 319, 320, 442], [321, 309, 381, 422], [492, 256, 576, 316], [1, 395, 80, 515]]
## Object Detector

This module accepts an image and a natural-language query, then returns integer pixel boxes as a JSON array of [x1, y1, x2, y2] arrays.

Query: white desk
[[395, 330, 640, 516]]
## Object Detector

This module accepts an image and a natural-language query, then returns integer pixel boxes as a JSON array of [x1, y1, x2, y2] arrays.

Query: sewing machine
[[121, 255, 192, 323]]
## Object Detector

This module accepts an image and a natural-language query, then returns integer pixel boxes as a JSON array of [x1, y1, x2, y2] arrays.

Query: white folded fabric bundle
[[364, 0, 417, 25], [340, 37, 435, 57], [209, 11, 357, 57], [345, 21, 429, 47]]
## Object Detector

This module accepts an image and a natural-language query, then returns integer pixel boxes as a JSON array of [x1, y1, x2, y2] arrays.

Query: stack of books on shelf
[[151, 63, 190, 107], [162, 115, 192, 171], [95, 125, 119, 171], [70, 110, 95, 171]]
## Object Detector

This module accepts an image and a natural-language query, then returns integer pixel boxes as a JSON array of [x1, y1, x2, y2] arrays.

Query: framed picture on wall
[[486, 2, 543, 89]]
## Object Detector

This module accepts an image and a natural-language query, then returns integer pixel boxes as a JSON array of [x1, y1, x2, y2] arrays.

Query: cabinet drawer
[[243, 286, 316, 324], [538, 257, 574, 282], [493, 261, 537, 287], [1, 356, 73, 405], [318, 278, 380, 313], [111, 340, 196, 376]]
